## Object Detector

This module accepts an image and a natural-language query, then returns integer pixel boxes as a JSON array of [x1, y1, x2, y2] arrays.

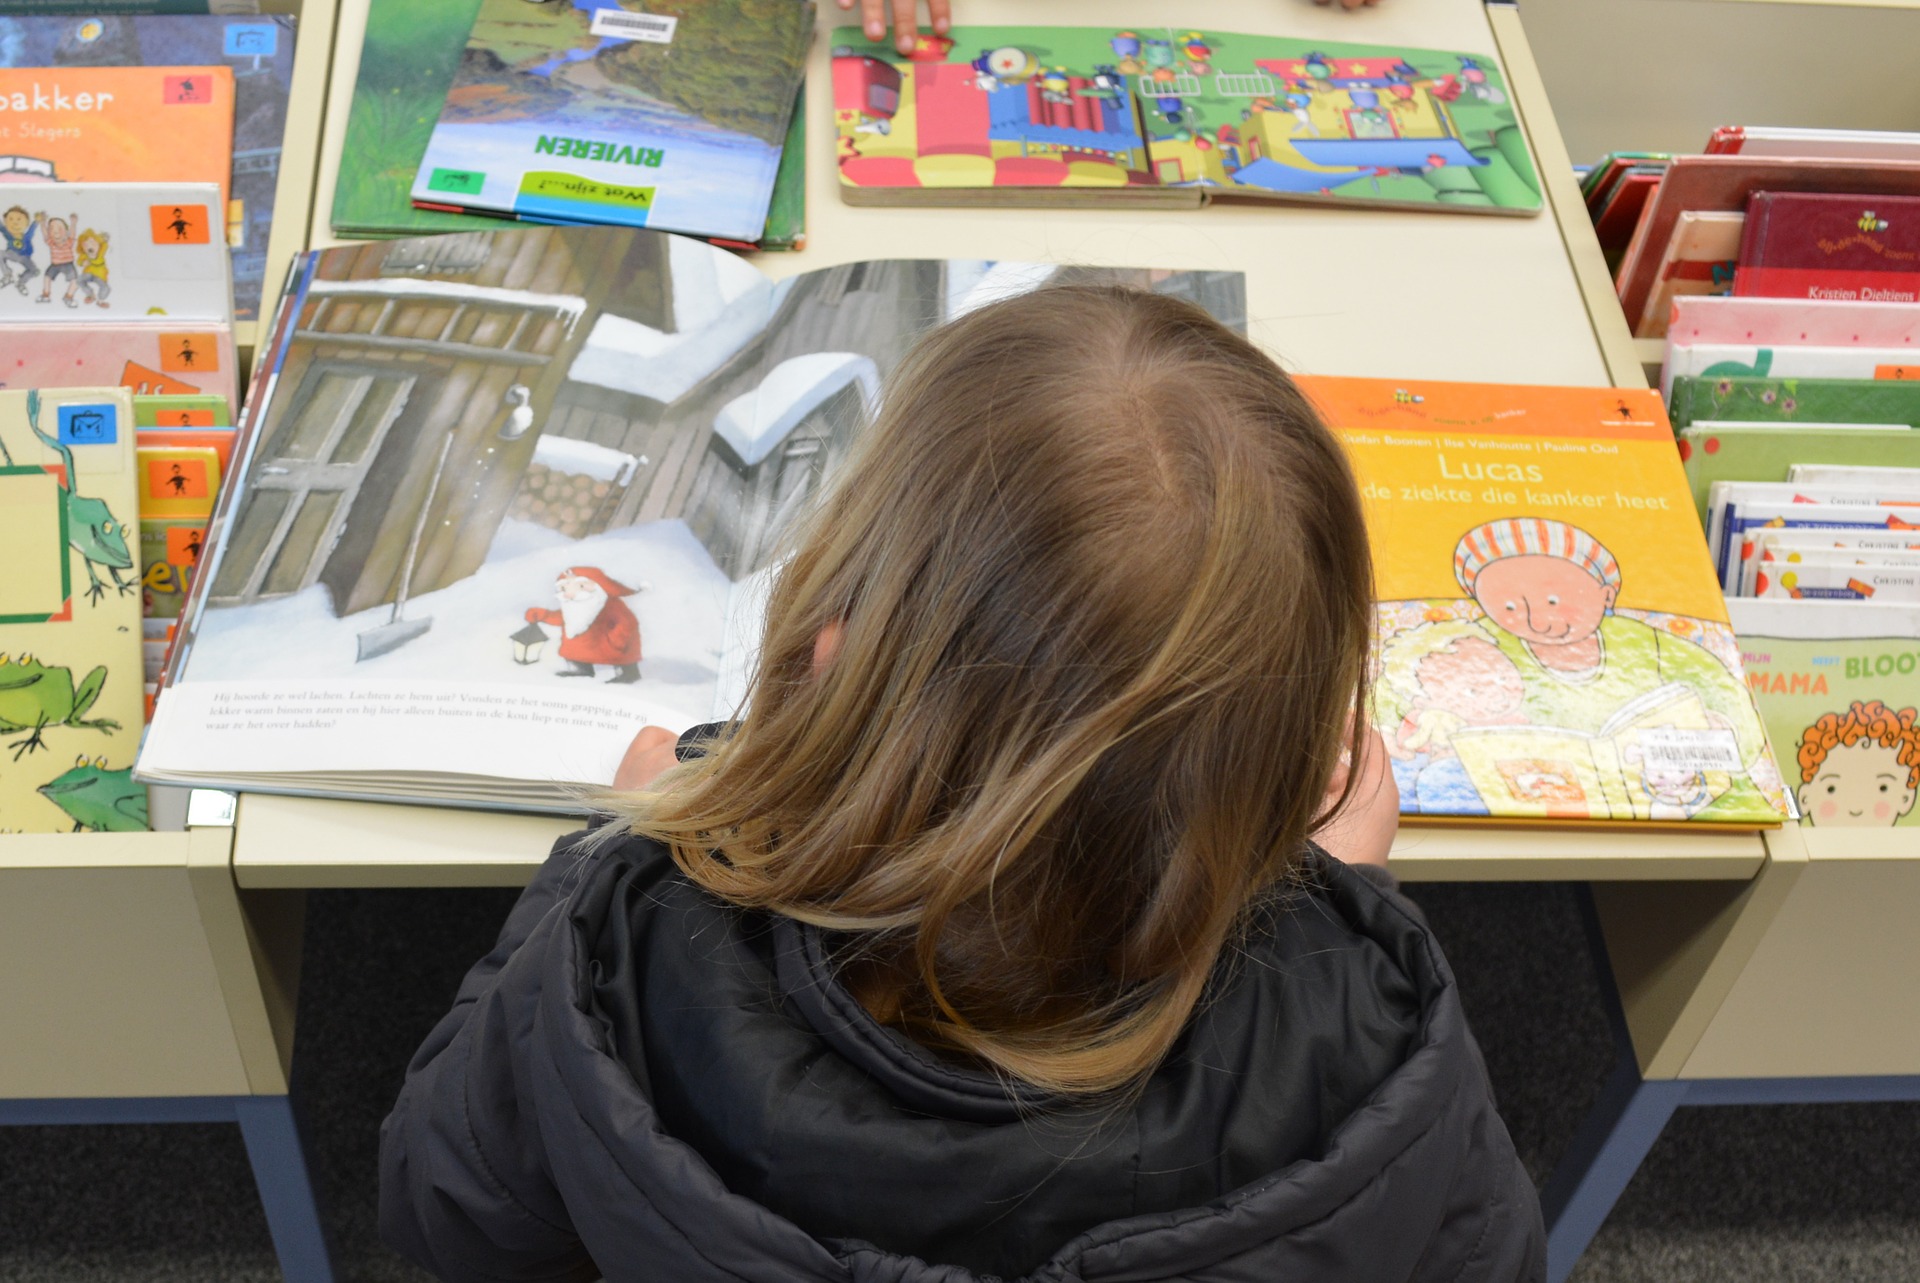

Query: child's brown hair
[[620, 285, 1375, 1095]]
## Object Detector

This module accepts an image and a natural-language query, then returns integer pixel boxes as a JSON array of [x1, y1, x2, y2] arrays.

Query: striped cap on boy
[[1452, 518, 1621, 594]]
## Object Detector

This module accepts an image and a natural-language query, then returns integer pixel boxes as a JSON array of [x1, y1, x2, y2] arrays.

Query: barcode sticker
[[589, 8, 677, 43], [1638, 728, 1744, 775]]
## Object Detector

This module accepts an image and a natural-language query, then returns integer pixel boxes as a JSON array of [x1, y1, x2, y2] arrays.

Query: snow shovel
[[356, 433, 454, 662]]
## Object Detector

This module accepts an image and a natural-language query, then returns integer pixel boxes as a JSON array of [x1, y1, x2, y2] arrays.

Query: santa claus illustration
[[524, 565, 642, 683]]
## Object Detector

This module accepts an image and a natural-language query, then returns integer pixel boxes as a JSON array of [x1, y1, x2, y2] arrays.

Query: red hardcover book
[[1735, 191, 1920, 304], [1612, 156, 1920, 325]]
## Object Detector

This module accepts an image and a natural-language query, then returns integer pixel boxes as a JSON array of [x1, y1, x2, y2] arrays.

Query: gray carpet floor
[[1, 880, 1915, 1281]]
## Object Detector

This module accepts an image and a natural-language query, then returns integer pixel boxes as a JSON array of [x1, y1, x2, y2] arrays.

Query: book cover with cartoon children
[[832, 25, 1540, 214], [1728, 598, 1920, 828], [0, 387, 146, 833], [0, 183, 232, 325], [1302, 375, 1790, 827]]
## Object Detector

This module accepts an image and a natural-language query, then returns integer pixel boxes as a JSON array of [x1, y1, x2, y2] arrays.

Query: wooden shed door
[[209, 367, 413, 604]]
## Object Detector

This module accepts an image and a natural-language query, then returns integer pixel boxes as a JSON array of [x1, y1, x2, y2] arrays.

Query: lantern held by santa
[[511, 621, 549, 666]]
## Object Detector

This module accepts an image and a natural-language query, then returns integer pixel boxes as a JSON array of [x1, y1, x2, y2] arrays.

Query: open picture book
[[134, 227, 1245, 810]]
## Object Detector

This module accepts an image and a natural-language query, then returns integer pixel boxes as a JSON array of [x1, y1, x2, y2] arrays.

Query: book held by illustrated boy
[[831, 26, 1541, 215], [1304, 377, 1789, 828], [134, 226, 1247, 811], [408, 0, 812, 243], [0, 387, 147, 833]]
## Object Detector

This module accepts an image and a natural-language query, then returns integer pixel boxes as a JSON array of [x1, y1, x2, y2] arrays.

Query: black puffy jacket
[[380, 830, 1543, 1282]]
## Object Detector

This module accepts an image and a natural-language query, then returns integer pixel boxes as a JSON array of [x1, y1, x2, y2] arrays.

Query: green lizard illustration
[[0, 390, 135, 604]]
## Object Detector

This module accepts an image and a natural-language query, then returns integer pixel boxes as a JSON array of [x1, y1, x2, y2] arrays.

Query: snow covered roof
[[713, 353, 879, 467], [531, 433, 639, 483], [308, 276, 589, 324], [667, 234, 768, 333], [567, 276, 773, 405], [947, 261, 1059, 319]]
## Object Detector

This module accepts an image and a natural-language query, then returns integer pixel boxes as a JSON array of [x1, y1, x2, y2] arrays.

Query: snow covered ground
[[183, 517, 733, 729]]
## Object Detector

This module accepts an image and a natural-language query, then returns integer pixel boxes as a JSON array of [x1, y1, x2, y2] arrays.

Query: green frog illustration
[[0, 389, 135, 604], [0, 653, 119, 760], [37, 755, 148, 832]]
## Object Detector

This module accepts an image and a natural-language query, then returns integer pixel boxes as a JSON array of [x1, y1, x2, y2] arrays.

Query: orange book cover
[[0, 66, 232, 207], [1300, 375, 1789, 828]]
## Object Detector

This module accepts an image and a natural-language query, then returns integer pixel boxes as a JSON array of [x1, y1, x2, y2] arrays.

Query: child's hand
[[612, 725, 680, 791], [839, 0, 952, 54], [1314, 726, 1400, 867]]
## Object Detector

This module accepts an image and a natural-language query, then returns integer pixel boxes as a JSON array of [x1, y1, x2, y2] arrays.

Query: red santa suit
[[525, 566, 642, 668]]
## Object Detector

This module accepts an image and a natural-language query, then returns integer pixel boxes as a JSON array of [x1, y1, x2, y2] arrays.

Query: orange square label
[[148, 203, 211, 244], [163, 74, 212, 104], [1875, 364, 1918, 381], [159, 408, 216, 427], [164, 525, 207, 565], [158, 333, 219, 373], [146, 457, 210, 502]]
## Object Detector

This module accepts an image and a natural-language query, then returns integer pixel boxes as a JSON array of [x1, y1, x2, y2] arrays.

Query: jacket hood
[[505, 838, 1540, 1283]]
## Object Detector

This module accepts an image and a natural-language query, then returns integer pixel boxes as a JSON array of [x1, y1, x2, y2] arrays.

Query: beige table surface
[[310, 0, 1610, 384], [248, 0, 1760, 890]]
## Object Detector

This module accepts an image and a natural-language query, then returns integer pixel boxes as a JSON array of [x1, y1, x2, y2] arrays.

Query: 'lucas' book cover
[[409, 0, 812, 242], [1734, 192, 1920, 304], [1303, 376, 1788, 828], [831, 26, 1541, 214], [0, 387, 147, 833]]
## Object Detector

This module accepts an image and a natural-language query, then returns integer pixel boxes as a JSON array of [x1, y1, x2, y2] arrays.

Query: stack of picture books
[[333, 0, 812, 250], [0, 179, 237, 834], [1580, 149, 1669, 273], [1621, 139, 1920, 832], [1711, 461, 1920, 832], [0, 11, 298, 321], [1596, 125, 1920, 339]]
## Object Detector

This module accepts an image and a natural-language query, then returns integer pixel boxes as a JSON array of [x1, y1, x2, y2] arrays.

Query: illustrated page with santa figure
[[138, 227, 1246, 809]]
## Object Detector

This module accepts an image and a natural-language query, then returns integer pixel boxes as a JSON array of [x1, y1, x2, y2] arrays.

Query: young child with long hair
[[380, 286, 1543, 1282]]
